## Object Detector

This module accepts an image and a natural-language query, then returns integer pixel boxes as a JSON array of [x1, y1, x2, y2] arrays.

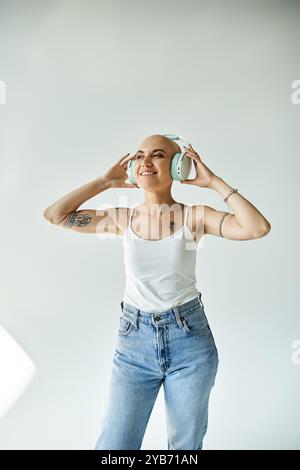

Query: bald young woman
[[43, 134, 271, 450]]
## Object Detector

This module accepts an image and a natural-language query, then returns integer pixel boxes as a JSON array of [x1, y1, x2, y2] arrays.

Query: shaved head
[[135, 134, 183, 190], [139, 134, 181, 157]]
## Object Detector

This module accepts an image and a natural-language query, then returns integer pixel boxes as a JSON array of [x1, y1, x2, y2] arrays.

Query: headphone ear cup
[[170, 154, 178, 180], [171, 152, 192, 181], [127, 159, 137, 184]]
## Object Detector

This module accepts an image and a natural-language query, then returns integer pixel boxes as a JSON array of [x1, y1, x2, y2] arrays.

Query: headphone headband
[[162, 133, 190, 147]]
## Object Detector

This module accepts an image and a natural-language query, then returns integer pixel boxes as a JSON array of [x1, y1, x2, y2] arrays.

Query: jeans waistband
[[120, 292, 204, 320]]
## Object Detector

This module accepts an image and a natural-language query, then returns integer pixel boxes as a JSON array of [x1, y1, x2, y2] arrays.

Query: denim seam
[[183, 323, 210, 337], [172, 306, 184, 329]]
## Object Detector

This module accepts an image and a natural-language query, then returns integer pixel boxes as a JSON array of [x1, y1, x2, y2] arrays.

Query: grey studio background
[[0, 0, 299, 450]]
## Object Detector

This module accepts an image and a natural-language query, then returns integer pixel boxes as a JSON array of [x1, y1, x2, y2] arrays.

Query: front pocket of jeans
[[118, 315, 135, 336], [180, 305, 210, 336]]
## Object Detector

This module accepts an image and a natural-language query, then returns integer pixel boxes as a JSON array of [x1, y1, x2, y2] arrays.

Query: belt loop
[[131, 312, 138, 330], [173, 305, 184, 328], [198, 292, 204, 308], [120, 301, 124, 312]]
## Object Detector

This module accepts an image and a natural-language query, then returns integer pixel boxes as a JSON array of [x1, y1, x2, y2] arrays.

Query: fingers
[[118, 153, 130, 162], [187, 143, 197, 153], [183, 150, 200, 162], [180, 178, 197, 185], [117, 153, 131, 166], [124, 182, 139, 188], [184, 144, 199, 155], [183, 146, 201, 162], [119, 153, 137, 166]]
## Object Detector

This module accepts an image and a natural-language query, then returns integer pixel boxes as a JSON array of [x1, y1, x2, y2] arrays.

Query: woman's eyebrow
[[136, 148, 166, 154]]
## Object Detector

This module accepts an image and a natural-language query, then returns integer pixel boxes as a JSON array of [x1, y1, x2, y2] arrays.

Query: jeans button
[[155, 315, 161, 321]]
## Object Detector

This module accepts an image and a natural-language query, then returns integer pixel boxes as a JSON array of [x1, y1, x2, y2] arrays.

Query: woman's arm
[[43, 152, 138, 234], [181, 144, 271, 241], [203, 176, 271, 239], [43, 176, 110, 224], [204, 176, 271, 240]]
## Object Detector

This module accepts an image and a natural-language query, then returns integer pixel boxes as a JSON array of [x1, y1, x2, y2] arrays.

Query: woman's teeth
[[140, 171, 157, 176]]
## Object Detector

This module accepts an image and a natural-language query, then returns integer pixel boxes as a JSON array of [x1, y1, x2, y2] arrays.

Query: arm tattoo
[[169, 221, 175, 233], [63, 211, 92, 229]]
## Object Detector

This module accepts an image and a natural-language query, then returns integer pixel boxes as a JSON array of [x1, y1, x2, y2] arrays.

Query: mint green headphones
[[126, 133, 192, 185]]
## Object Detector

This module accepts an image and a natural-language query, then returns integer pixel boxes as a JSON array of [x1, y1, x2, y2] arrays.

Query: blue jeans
[[94, 292, 219, 450]]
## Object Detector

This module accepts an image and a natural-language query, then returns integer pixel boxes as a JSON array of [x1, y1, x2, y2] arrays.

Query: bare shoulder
[[186, 203, 232, 240]]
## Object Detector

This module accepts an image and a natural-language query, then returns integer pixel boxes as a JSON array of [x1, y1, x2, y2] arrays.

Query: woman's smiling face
[[135, 135, 181, 189]]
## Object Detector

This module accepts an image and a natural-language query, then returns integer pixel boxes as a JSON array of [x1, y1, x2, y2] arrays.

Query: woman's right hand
[[103, 152, 139, 189]]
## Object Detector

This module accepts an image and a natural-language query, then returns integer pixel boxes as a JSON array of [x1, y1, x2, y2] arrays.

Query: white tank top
[[121, 204, 200, 312]]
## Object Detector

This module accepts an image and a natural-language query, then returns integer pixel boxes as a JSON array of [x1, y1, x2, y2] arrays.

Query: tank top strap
[[184, 204, 190, 226], [128, 206, 134, 229]]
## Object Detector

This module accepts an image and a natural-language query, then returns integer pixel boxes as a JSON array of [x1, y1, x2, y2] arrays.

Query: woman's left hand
[[181, 144, 217, 188]]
